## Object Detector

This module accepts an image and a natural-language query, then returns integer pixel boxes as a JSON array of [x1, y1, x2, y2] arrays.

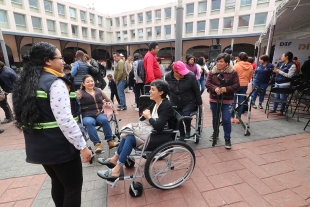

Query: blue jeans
[[115, 135, 136, 165], [116, 80, 127, 108], [272, 83, 290, 112], [232, 86, 247, 118], [197, 78, 206, 95], [83, 114, 112, 145], [210, 102, 232, 140], [177, 110, 192, 137], [251, 82, 269, 104]]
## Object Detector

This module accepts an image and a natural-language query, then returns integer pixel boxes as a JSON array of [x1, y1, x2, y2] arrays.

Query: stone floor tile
[[263, 189, 308, 206], [227, 201, 251, 207], [216, 186, 243, 204], [293, 185, 310, 200], [238, 158, 270, 179], [216, 150, 246, 162], [258, 144, 286, 154], [0, 179, 14, 197], [144, 187, 183, 205], [14, 198, 32, 207], [208, 172, 243, 189], [178, 180, 209, 207], [0, 185, 39, 203], [212, 160, 245, 174], [147, 197, 188, 207], [191, 167, 215, 192], [195, 156, 219, 176], [238, 148, 268, 165], [272, 171, 305, 189], [8, 176, 33, 189], [260, 161, 294, 176], [202, 189, 228, 207], [244, 177, 273, 195], [261, 177, 286, 193], [107, 193, 126, 207], [235, 169, 257, 180]]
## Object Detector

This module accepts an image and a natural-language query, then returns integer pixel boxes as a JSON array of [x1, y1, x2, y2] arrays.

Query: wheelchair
[[96, 113, 121, 142], [99, 111, 196, 197], [183, 106, 204, 144]]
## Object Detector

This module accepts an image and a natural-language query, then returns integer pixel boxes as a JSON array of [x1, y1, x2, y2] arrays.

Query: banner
[[273, 39, 310, 66]]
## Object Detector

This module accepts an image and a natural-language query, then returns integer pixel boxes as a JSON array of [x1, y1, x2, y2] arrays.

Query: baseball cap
[[120, 53, 124, 57], [173, 61, 189, 76]]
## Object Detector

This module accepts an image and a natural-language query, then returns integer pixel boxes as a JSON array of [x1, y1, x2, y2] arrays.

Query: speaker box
[[209, 45, 222, 61]]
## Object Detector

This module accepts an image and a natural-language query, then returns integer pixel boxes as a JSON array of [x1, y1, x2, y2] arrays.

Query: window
[[223, 17, 234, 28], [99, 31, 104, 40], [186, 4, 194, 14], [185, 22, 193, 33], [155, 10, 161, 19], [11, 0, 22, 4], [91, 29, 96, 38], [89, 13, 94, 23], [165, 8, 171, 18], [146, 28, 152, 37], [257, 0, 269, 3], [44, 1, 52, 12], [197, 21, 205, 31], [98, 16, 102, 25], [138, 29, 143, 37], [239, 15, 250, 26], [123, 16, 127, 26], [240, 0, 251, 5], [130, 15, 135, 24], [110, 19, 112, 26], [31, 16, 41, 28], [198, 2, 207, 13], [210, 19, 219, 30], [165, 25, 171, 35], [29, 0, 38, 8], [57, 4, 65, 15], [225, 0, 236, 8], [47, 20, 55, 31], [116, 32, 120, 40], [146, 11, 152, 21], [138, 13, 143, 22], [115, 17, 120, 26], [82, 27, 87, 37], [155, 26, 161, 35], [0, 10, 8, 23], [131, 30, 135, 38], [14, 13, 26, 26], [60, 22, 67, 33], [69, 8, 76, 18], [123, 31, 127, 39], [255, 12, 267, 25], [212, 0, 221, 10], [71, 25, 78, 35], [80, 11, 86, 21]]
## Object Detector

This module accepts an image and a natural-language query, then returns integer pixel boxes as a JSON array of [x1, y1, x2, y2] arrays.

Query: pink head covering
[[173, 61, 189, 75]]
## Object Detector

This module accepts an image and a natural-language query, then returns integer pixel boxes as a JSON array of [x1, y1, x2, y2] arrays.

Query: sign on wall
[[273, 39, 310, 66]]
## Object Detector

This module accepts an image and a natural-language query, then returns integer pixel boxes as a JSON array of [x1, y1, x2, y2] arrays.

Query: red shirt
[[143, 51, 162, 84]]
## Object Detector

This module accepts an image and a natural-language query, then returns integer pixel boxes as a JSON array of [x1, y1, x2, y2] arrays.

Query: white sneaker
[[132, 103, 137, 108], [135, 108, 139, 112]]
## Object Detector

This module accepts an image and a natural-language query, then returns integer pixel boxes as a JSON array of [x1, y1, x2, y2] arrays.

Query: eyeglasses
[[53, 56, 64, 60]]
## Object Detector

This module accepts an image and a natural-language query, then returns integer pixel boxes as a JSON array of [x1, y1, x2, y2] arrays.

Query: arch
[[0, 44, 14, 65], [158, 47, 175, 67], [91, 49, 110, 61], [186, 45, 209, 59], [223, 44, 256, 57], [20, 44, 33, 56], [133, 48, 148, 57], [116, 49, 127, 57], [62, 47, 87, 64]]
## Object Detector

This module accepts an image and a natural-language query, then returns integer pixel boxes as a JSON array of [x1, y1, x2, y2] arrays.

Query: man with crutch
[[206, 53, 240, 149]]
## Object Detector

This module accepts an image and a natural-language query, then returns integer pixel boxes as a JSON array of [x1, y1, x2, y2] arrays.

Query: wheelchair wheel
[[144, 141, 195, 189], [110, 115, 120, 141], [198, 107, 204, 134], [194, 134, 200, 144], [125, 156, 135, 168], [129, 182, 143, 197]]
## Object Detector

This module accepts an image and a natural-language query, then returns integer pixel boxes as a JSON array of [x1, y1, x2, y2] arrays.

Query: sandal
[[258, 104, 263, 109]]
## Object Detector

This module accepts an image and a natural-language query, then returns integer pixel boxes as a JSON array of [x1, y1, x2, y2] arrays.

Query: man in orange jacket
[[143, 42, 162, 84]]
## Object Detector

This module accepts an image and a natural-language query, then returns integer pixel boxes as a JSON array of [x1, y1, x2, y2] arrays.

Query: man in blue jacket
[[0, 61, 17, 124]]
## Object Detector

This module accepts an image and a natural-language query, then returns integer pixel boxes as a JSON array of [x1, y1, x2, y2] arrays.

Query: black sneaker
[[1, 118, 13, 124], [209, 132, 219, 141], [185, 131, 191, 138], [177, 136, 186, 142], [225, 139, 231, 149], [117, 107, 127, 111], [0, 129, 4, 133]]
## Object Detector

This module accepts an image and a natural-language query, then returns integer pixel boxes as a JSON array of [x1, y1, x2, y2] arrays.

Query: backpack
[[98, 62, 107, 78], [137, 60, 145, 82]]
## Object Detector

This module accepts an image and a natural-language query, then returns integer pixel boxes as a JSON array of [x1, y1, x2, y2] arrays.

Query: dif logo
[[298, 44, 310, 50], [279, 42, 292, 47]]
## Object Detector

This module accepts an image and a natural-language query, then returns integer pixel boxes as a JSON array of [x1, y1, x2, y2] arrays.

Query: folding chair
[[292, 88, 310, 129]]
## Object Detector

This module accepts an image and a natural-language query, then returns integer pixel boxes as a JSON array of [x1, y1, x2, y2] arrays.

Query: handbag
[[0, 89, 5, 102]]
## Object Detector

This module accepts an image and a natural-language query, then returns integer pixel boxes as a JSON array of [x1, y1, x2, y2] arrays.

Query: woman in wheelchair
[[76, 75, 119, 153], [97, 80, 176, 180]]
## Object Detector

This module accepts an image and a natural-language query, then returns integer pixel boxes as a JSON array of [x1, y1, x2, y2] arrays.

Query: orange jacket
[[293, 60, 301, 73], [233, 61, 253, 86]]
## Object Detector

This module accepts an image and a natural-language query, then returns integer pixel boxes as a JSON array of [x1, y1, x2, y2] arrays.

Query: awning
[[256, 0, 310, 47]]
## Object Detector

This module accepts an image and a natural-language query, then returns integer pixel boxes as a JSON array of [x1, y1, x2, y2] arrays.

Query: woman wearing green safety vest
[[13, 42, 91, 207]]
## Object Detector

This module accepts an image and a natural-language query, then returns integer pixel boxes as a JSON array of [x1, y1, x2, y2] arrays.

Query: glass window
[[60, 22, 67, 33], [44, 0, 52, 12], [165, 8, 171, 18], [46, 19, 55, 31], [115, 17, 120, 26], [29, 0, 38, 8], [11, 0, 22, 4], [240, 0, 252, 5], [155, 26, 161, 35], [123, 31, 127, 39], [212, 0, 221, 10], [14, 13, 26, 26], [185, 22, 193, 33], [226, 0, 236, 8], [131, 30, 135, 38], [186, 4, 194, 14], [255, 12, 267, 25], [0, 10, 8, 23], [198, 2, 207, 13], [80, 11, 86, 21], [165, 25, 171, 35], [257, 0, 269, 3], [146, 11, 152, 21], [156, 10, 161, 19], [89, 13, 94, 23], [110, 19, 112, 26], [223, 17, 234, 28], [116, 32, 120, 40], [71, 25, 78, 35], [210, 19, 219, 30], [138, 29, 143, 37], [123, 16, 127, 26], [57, 4, 65, 15], [31, 16, 41, 28], [239, 15, 250, 26], [91, 29, 96, 38], [197, 21, 205, 31], [99, 31, 104, 40], [147, 27, 152, 37], [138, 13, 143, 22], [130, 15, 135, 24], [69, 8, 76, 18], [98, 16, 102, 25], [82, 27, 87, 37]]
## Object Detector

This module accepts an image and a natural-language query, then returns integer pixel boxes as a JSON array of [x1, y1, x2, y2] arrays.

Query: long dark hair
[[13, 42, 57, 132], [80, 74, 94, 90]]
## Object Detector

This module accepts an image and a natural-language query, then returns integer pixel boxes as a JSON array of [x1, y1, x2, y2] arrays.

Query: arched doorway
[[91, 49, 110, 61], [20, 44, 33, 56], [158, 47, 175, 67], [63, 47, 87, 64], [186, 46, 209, 60], [133, 48, 148, 57], [0, 45, 14, 65], [223, 44, 256, 57]]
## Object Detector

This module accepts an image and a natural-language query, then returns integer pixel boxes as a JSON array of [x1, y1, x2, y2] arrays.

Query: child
[[63, 64, 74, 83], [107, 74, 120, 105]]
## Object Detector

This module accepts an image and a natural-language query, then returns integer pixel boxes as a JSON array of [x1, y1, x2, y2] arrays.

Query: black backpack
[[137, 60, 145, 82], [98, 63, 106, 78]]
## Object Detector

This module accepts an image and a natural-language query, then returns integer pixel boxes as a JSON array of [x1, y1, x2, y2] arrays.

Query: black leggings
[[42, 156, 83, 207]]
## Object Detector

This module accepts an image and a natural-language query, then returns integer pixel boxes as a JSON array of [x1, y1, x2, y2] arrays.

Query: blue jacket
[[0, 66, 17, 92], [275, 61, 295, 84], [71, 60, 89, 86], [253, 63, 274, 84]]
